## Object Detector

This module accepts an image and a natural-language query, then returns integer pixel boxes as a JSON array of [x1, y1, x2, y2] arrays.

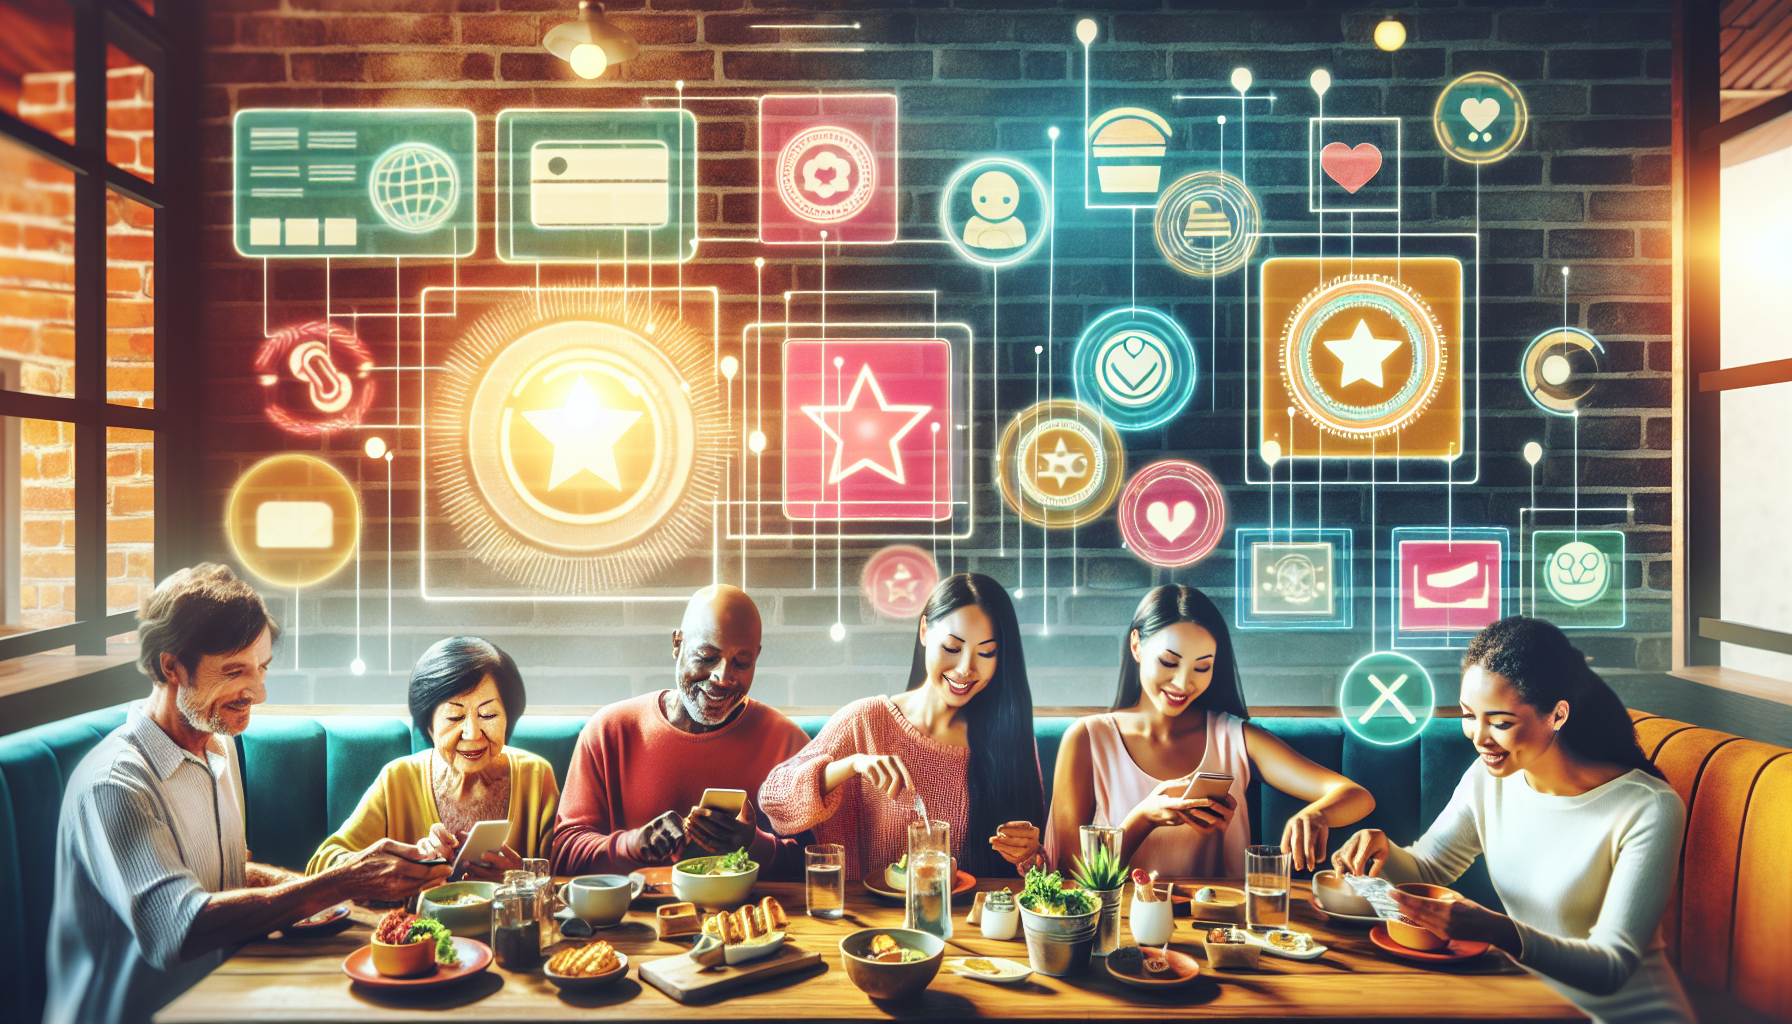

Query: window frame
[[0, 0, 170, 660]]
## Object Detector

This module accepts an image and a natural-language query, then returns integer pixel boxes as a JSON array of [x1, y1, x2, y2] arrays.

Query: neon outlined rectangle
[[1530, 529, 1628, 630], [1307, 117, 1402, 215], [1390, 526, 1509, 650], [1233, 528, 1354, 630], [758, 93, 900, 245]]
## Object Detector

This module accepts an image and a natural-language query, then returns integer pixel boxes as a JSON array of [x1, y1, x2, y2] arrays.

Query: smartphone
[[698, 788, 747, 816], [1178, 772, 1234, 802], [448, 819, 512, 880]]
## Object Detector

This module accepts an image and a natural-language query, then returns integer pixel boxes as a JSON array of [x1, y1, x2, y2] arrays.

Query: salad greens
[[406, 917, 459, 965], [683, 847, 756, 876], [1019, 864, 1098, 917], [719, 847, 753, 873]]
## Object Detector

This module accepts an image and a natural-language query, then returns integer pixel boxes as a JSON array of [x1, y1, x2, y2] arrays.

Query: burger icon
[[1088, 107, 1173, 194]]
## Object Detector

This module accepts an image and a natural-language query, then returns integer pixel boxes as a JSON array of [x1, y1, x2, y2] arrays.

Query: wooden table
[[157, 879, 1587, 1023]]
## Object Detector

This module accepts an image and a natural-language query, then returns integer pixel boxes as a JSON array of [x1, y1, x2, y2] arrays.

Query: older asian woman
[[307, 637, 560, 880]]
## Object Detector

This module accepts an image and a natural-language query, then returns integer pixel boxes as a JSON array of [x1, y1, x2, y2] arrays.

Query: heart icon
[[1320, 143, 1382, 194], [1102, 342, 1164, 399], [1145, 500, 1196, 542], [1460, 97, 1501, 133]]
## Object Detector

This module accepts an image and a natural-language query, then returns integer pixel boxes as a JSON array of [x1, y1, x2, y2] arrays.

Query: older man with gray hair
[[549, 585, 811, 876]]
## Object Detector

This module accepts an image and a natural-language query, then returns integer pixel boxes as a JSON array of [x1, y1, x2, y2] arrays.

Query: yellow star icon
[[520, 374, 643, 491], [1324, 319, 1404, 389]]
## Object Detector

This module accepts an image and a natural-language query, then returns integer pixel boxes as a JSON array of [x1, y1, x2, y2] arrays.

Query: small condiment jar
[[980, 889, 1019, 940], [491, 876, 542, 971]]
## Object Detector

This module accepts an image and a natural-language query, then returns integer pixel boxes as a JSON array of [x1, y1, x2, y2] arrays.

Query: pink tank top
[[1052, 711, 1252, 878]]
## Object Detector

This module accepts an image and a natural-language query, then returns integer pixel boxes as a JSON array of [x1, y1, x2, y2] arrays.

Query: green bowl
[[418, 881, 496, 937]]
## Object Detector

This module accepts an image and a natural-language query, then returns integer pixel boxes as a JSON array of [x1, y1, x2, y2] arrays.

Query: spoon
[[1147, 869, 1161, 902]]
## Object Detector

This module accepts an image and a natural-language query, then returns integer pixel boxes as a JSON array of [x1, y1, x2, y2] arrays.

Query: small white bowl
[[670, 856, 760, 909], [725, 931, 785, 965]]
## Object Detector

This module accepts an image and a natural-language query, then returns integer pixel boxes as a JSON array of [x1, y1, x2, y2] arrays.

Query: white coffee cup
[[1128, 890, 1174, 947], [558, 874, 631, 926]]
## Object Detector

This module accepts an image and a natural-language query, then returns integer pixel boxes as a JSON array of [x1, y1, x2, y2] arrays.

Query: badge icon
[[760, 94, 898, 244], [1531, 530, 1626, 628], [1398, 538, 1503, 633], [226, 454, 360, 588], [940, 157, 1051, 267], [996, 400, 1124, 529], [1087, 107, 1171, 196], [1522, 327, 1607, 416], [429, 290, 725, 593], [1261, 257, 1463, 459], [1434, 72, 1528, 165], [1234, 528, 1354, 630], [1073, 307, 1197, 431], [1339, 651, 1435, 747], [1117, 460, 1226, 568], [862, 544, 939, 619], [255, 320, 377, 436], [1152, 171, 1260, 277], [783, 339, 952, 521]]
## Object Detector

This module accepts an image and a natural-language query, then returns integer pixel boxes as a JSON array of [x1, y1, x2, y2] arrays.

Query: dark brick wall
[[195, 1, 1673, 710]]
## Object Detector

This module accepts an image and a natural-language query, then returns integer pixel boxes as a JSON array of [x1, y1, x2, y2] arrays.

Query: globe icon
[[367, 143, 459, 233]]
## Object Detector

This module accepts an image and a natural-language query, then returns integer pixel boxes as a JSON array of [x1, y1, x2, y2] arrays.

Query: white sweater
[[1385, 765, 1695, 1024]]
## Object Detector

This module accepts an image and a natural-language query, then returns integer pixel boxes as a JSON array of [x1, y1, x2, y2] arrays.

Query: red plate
[[1106, 947, 1201, 988], [343, 937, 492, 988], [1369, 924, 1490, 962], [861, 869, 978, 902]]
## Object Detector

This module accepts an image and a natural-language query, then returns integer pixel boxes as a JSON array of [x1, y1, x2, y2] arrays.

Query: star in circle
[[520, 374, 644, 491], [1036, 437, 1089, 489], [801, 364, 932, 485], [1324, 319, 1403, 389]]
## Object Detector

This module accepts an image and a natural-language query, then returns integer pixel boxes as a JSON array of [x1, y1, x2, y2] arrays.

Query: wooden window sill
[[1671, 665, 1792, 709]]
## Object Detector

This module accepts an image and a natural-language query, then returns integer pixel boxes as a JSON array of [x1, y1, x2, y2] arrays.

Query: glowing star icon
[[1036, 438, 1090, 490], [520, 374, 643, 491], [802, 364, 932, 485], [1325, 319, 1403, 389]]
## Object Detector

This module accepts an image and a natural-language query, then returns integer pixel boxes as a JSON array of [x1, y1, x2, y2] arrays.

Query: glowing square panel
[[759, 94, 899, 245], [1233, 528, 1354, 630], [783, 339, 951, 521], [1394, 528, 1508, 649], [1531, 529, 1626, 629]]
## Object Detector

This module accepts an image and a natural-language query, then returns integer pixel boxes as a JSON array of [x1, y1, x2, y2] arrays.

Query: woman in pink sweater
[[761, 574, 1047, 881]]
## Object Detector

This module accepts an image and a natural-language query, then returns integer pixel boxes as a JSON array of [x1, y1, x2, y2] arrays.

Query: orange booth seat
[[1630, 709, 1792, 1022]]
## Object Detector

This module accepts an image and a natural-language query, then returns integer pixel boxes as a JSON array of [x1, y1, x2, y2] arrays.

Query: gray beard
[[679, 685, 738, 727], [176, 683, 237, 736]]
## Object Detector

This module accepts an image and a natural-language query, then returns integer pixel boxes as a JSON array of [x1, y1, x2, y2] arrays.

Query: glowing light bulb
[[830, 622, 845, 642], [570, 42, 607, 79], [1310, 69, 1331, 97], [748, 430, 766, 453], [720, 355, 739, 380], [1075, 18, 1098, 45], [1260, 440, 1282, 466], [1047, 125, 1060, 140], [1231, 67, 1252, 94], [1373, 19, 1407, 52], [1523, 442, 1543, 466], [351, 658, 366, 676], [364, 436, 387, 460]]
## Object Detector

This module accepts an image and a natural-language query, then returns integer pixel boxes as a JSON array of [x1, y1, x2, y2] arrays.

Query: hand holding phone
[[448, 819, 513, 881], [1178, 772, 1234, 802]]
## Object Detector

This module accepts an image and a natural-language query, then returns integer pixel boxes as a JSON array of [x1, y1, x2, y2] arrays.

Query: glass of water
[[805, 843, 845, 919], [904, 819, 952, 940], [1078, 824, 1123, 864], [1245, 845, 1291, 931]]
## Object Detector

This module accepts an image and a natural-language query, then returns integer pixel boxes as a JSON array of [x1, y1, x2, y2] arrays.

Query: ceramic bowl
[[369, 936, 437, 978], [839, 928, 945, 1001], [1311, 870, 1377, 918], [417, 881, 496, 937], [1387, 883, 1461, 951], [1182, 884, 1247, 924], [670, 856, 760, 909]]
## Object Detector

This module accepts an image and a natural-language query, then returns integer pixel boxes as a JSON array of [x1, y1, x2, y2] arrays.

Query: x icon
[[1358, 673, 1416, 725]]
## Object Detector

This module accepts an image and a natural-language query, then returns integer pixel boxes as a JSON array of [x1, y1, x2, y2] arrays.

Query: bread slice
[[759, 897, 788, 930]]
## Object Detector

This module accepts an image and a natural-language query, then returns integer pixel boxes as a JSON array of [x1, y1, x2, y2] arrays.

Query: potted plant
[[1071, 843, 1129, 956], [1016, 865, 1100, 977]]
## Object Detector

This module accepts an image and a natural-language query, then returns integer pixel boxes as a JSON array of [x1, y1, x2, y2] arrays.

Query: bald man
[[549, 586, 813, 877]]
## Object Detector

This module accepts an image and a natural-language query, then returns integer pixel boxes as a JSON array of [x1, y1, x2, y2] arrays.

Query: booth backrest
[[0, 706, 1785, 1022]]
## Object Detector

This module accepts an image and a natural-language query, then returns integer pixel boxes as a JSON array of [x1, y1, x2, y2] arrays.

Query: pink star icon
[[802, 364, 933, 485]]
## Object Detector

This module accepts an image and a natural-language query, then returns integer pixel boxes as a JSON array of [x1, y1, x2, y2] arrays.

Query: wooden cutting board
[[638, 944, 824, 1004]]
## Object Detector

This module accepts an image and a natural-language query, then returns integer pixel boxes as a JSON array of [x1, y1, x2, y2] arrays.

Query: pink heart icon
[[1320, 142, 1383, 194]]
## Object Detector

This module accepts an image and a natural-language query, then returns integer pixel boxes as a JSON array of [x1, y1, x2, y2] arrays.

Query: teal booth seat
[[0, 706, 1491, 1022]]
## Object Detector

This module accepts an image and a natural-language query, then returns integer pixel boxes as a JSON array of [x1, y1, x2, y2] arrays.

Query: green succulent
[[1070, 843, 1129, 892]]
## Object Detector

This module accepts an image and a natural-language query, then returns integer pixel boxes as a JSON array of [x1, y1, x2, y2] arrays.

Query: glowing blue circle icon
[[1072, 306, 1197, 431], [1338, 650, 1435, 746], [368, 143, 460, 233], [939, 157, 1051, 267]]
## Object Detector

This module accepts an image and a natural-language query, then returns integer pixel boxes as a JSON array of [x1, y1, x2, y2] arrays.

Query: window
[[0, 0, 165, 660]]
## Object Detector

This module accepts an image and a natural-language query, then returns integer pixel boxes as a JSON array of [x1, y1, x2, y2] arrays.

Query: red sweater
[[548, 693, 812, 878]]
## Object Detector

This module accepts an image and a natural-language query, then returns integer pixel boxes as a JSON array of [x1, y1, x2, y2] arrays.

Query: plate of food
[[1105, 944, 1201, 988], [545, 942, 629, 993], [862, 862, 977, 902], [344, 910, 491, 989], [943, 956, 1032, 985], [696, 897, 790, 964], [286, 902, 351, 934], [1233, 927, 1327, 961]]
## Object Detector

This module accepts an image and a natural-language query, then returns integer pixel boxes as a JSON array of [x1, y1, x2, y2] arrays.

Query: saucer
[[554, 907, 629, 937], [1307, 895, 1382, 927], [1369, 924, 1491, 962]]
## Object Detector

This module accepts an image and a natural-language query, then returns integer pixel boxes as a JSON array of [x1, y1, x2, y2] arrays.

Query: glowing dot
[[1562, 266, 1571, 277], [1047, 125, 1060, 140], [1541, 354, 1572, 386], [1231, 67, 1252, 93], [681, 381, 691, 393], [384, 451, 393, 462], [1075, 18, 1098, 44], [720, 355, 739, 379], [676, 80, 685, 90], [820, 230, 829, 240], [1261, 440, 1282, 466], [1310, 69, 1331, 96], [1217, 115, 1226, 125], [363, 436, 387, 460], [1014, 588, 1025, 599], [755, 257, 765, 268], [569, 42, 606, 79], [1523, 442, 1543, 466], [833, 356, 844, 368], [931, 422, 940, 432], [646, 323, 656, 333], [830, 622, 846, 642], [350, 658, 366, 676], [748, 430, 766, 453], [1034, 345, 1044, 354], [1373, 19, 1407, 51]]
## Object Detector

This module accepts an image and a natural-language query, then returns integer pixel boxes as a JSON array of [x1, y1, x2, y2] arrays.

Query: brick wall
[[195, 1, 1673, 709], [0, 65, 157, 631]]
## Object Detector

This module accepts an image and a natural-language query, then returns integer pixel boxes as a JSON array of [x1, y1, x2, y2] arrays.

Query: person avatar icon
[[961, 170, 1027, 250]]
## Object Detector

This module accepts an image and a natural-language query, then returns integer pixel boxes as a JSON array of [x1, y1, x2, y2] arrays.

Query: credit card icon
[[256, 501, 334, 550], [531, 140, 669, 228]]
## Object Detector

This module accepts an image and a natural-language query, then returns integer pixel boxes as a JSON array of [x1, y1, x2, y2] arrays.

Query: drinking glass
[[805, 843, 845, 919], [1078, 824, 1123, 866], [904, 819, 952, 940], [1245, 845, 1291, 931], [523, 857, 556, 948]]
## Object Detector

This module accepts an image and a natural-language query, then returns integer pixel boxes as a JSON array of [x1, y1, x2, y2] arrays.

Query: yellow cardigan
[[306, 748, 560, 876]]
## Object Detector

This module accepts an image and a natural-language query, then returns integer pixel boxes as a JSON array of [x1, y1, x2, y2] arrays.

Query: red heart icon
[[1320, 142, 1383, 194]]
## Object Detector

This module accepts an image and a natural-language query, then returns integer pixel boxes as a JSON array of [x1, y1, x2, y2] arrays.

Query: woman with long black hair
[[761, 573, 1047, 880], [1046, 585, 1373, 876], [1334, 616, 1692, 1024]]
